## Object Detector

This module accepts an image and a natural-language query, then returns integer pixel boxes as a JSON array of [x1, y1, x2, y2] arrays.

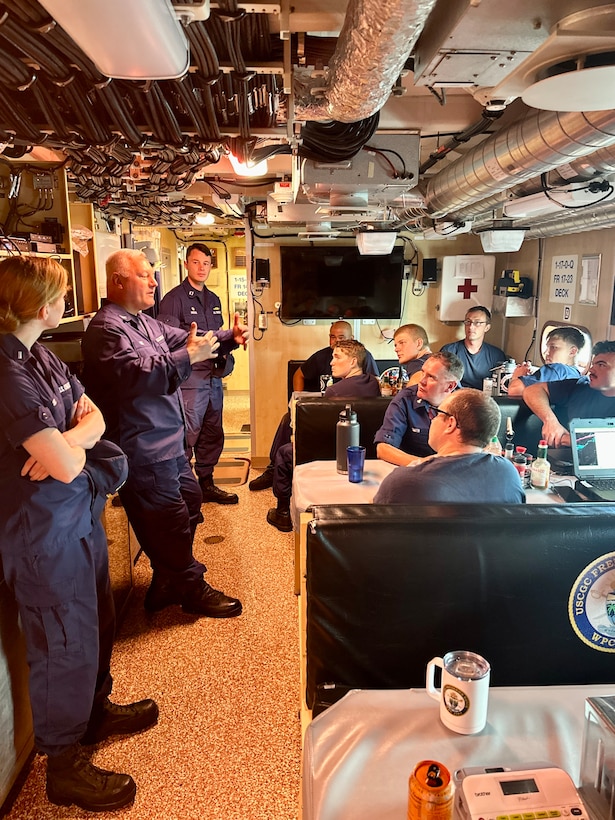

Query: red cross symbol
[[457, 278, 478, 299]]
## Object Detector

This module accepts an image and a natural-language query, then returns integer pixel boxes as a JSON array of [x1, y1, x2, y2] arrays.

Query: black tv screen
[[280, 245, 404, 320]]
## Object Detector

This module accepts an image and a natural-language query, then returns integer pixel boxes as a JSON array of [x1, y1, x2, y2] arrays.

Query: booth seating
[[304, 503, 615, 713], [294, 394, 543, 465]]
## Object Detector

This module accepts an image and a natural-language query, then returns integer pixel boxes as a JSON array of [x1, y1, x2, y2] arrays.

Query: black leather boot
[[249, 464, 274, 491], [199, 474, 238, 504], [266, 499, 293, 532], [81, 697, 159, 745], [46, 743, 136, 811]]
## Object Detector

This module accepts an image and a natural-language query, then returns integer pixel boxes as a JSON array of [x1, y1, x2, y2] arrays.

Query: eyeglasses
[[428, 404, 454, 420], [464, 320, 487, 327]]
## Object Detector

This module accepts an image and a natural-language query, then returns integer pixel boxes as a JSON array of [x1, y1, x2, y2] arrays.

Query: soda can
[[408, 760, 454, 820]]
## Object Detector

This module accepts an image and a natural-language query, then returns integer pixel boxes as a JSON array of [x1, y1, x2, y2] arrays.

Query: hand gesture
[[232, 312, 249, 349], [187, 323, 219, 364]]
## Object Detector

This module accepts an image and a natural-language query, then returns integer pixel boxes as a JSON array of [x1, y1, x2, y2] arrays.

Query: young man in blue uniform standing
[[82, 249, 242, 619], [158, 243, 249, 505]]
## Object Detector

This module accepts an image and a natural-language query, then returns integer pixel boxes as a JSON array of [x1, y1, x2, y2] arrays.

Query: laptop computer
[[569, 417, 615, 501]]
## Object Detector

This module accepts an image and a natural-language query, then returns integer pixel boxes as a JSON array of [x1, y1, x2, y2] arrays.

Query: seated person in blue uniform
[[158, 243, 249, 506], [375, 351, 464, 466], [507, 326, 585, 397], [374, 389, 526, 505], [82, 249, 242, 619], [523, 340, 615, 447], [266, 340, 381, 532], [0, 257, 158, 812], [391, 323, 433, 386], [249, 320, 379, 491], [440, 306, 507, 389]]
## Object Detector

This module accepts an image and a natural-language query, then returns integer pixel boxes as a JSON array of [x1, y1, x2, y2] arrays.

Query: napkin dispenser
[[579, 696, 615, 820]]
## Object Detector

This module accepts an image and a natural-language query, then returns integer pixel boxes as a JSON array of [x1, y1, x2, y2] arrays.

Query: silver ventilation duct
[[293, 0, 437, 122], [525, 202, 615, 238], [424, 109, 615, 219]]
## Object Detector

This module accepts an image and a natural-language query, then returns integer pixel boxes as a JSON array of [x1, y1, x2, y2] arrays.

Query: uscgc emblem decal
[[568, 552, 615, 652]]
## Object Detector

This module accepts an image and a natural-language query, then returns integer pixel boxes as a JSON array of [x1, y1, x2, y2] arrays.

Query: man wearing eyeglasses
[[374, 389, 525, 504], [375, 351, 464, 466], [441, 306, 507, 389]]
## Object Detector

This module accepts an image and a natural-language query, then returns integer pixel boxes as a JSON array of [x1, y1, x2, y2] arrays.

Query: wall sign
[[549, 255, 578, 303]]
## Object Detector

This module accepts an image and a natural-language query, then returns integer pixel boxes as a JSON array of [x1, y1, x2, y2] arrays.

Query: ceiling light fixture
[[356, 232, 398, 255], [194, 212, 216, 226], [38, 0, 190, 80], [475, 224, 528, 253], [503, 184, 615, 218], [228, 154, 269, 178]]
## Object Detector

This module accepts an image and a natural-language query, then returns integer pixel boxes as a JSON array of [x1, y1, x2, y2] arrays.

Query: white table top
[[302, 685, 615, 820], [291, 459, 573, 529], [291, 459, 396, 529]]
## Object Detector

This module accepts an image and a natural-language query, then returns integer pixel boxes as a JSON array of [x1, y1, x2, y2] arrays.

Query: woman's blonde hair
[[0, 256, 67, 334]]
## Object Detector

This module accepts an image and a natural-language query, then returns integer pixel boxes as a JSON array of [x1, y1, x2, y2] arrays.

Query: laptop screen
[[569, 418, 615, 480]]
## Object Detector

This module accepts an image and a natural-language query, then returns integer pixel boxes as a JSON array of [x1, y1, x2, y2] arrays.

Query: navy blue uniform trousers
[[2, 519, 114, 755], [119, 454, 206, 588], [182, 378, 224, 480]]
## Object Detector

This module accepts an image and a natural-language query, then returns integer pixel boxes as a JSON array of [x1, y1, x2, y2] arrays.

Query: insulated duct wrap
[[425, 109, 615, 218], [294, 0, 437, 122]]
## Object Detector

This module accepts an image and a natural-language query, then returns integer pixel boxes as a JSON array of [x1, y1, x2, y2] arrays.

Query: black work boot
[[249, 464, 274, 491], [266, 499, 293, 532], [181, 578, 243, 618], [81, 697, 159, 745], [199, 474, 238, 505], [46, 743, 136, 811]]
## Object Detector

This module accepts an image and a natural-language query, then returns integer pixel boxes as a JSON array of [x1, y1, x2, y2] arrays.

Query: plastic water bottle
[[336, 404, 360, 474]]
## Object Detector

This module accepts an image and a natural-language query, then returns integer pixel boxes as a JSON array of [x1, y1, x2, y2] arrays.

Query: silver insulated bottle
[[336, 404, 360, 474]]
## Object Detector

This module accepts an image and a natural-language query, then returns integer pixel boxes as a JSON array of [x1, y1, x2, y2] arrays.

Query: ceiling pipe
[[524, 201, 615, 238], [439, 140, 615, 223], [293, 0, 437, 123], [425, 109, 615, 218]]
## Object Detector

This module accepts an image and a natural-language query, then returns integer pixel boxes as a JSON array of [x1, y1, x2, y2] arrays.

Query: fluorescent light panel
[[503, 186, 615, 218], [39, 0, 190, 80]]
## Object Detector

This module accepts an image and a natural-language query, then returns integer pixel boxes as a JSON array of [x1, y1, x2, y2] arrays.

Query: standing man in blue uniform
[[375, 351, 464, 465], [158, 243, 249, 505], [440, 306, 507, 389], [82, 249, 242, 618]]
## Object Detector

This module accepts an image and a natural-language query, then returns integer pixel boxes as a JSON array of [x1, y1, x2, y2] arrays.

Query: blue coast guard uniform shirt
[[82, 301, 192, 467], [374, 384, 435, 458], [158, 279, 238, 387], [0, 333, 94, 550]]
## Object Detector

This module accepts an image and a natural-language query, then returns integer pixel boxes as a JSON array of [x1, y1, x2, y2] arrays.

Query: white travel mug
[[426, 650, 490, 735]]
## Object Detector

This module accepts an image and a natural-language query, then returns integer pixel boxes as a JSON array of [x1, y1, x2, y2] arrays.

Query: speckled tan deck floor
[[3, 393, 302, 820]]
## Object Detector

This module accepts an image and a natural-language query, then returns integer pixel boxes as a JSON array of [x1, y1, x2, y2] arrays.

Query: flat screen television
[[280, 245, 404, 320]]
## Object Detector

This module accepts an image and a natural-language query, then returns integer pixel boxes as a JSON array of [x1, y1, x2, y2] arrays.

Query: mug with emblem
[[426, 650, 490, 734]]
